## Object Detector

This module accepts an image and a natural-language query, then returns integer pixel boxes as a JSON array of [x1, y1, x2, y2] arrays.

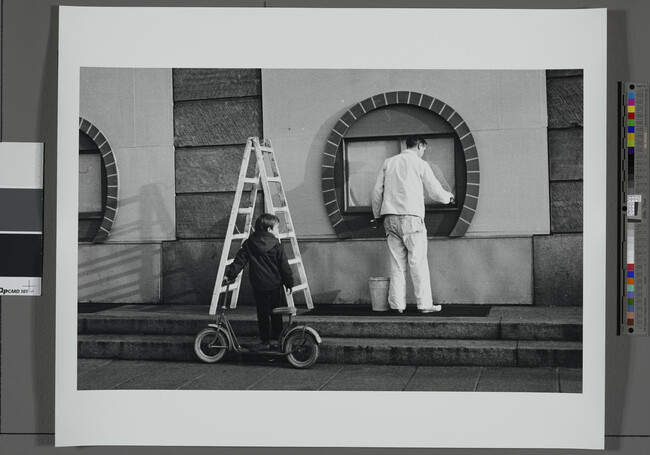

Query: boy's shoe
[[419, 305, 442, 313], [390, 308, 404, 314]]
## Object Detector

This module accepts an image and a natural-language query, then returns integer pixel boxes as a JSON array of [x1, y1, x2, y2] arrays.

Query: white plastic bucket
[[368, 277, 390, 311]]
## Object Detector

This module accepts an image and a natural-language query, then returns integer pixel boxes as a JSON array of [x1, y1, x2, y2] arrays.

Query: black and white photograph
[[55, 7, 606, 449], [76, 67, 584, 393]]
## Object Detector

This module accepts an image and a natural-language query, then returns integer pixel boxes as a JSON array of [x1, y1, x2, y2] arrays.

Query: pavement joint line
[[402, 365, 421, 391], [318, 366, 345, 391], [111, 365, 166, 390], [167, 363, 214, 389], [246, 367, 279, 390], [111, 373, 145, 390], [77, 359, 115, 377], [176, 367, 213, 390], [473, 367, 484, 392]]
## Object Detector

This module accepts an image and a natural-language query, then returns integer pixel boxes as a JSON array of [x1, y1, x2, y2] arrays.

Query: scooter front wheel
[[194, 328, 229, 363], [285, 331, 319, 369]]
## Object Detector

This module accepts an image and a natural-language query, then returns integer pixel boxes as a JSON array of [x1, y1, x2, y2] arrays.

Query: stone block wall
[[163, 237, 535, 306], [534, 70, 583, 306], [164, 69, 263, 302]]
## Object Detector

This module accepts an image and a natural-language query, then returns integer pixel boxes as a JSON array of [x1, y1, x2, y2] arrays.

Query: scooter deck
[[239, 345, 287, 356]]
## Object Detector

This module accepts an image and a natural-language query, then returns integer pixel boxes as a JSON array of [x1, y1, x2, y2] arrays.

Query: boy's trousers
[[253, 287, 285, 342], [383, 215, 435, 311]]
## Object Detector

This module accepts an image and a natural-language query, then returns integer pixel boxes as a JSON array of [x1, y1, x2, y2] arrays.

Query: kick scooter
[[194, 283, 321, 369]]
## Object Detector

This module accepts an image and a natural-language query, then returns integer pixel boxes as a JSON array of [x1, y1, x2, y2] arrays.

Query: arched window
[[322, 92, 480, 239], [78, 118, 118, 242]]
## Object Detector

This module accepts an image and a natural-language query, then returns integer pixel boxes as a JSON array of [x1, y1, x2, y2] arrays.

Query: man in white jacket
[[372, 136, 455, 313]]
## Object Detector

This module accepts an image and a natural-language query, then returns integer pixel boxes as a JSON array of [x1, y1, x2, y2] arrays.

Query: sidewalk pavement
[[78, 358, 582, 392]]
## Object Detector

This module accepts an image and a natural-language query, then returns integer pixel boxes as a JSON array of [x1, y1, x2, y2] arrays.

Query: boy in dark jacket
[[224, 213, 294, 348]]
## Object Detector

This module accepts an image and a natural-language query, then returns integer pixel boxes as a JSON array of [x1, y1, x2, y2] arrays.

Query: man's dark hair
[[405, 136, 427, 149], [255, 213, 280, 232]]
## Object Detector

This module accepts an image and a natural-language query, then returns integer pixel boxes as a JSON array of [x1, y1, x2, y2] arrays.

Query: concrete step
[[78, 305, 582, 341], [78, 334, 582, 368], [78, 315, 501, 340]]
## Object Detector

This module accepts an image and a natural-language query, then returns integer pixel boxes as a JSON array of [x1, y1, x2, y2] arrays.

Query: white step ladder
[[208, 137, 313, 315]]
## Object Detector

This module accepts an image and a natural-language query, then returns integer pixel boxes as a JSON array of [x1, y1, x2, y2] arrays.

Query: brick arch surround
[[79, 117, 119, 242], [321, 91, 480, 239]]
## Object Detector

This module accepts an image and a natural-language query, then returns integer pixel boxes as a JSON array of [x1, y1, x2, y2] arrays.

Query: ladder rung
[[274, 207, 289, 212], [238, 207, 253, 214], [292, 283, 308, 292], [279, 232, 295, 239], [288, 258, 301, 265], [218, 282, 239, 293], [244, 178, 258, 184], [267, 176, 281, 183], [226, 259, 234, 265], [232, 233, 247, 240], [260, 146, 273, 153]]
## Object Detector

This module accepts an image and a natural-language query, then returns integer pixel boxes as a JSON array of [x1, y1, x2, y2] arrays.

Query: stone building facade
[[78, 68, 582, 308]]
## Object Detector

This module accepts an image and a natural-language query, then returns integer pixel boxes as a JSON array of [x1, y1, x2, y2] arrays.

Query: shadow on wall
[[109, 182, 175, 241], [78, 183, 174, 304], [285, 109, 348, 238], [161, 238, 222, 305], [275, 118, 400, 304], [78, 245, 161, 303]]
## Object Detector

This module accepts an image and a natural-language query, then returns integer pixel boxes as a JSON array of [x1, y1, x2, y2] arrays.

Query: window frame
[[321, 91, 480, 239], [77, 118, 118, 244]]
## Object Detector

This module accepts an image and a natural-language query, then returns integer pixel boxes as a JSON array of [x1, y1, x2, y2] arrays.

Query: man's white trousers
[[383, 215, 434, 311]]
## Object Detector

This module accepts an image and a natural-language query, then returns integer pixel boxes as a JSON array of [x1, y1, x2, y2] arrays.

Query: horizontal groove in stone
[[80, 316, 503, 339]]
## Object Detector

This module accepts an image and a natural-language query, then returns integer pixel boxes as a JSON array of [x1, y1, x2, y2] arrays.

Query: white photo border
[[56, 7, 606, 449]]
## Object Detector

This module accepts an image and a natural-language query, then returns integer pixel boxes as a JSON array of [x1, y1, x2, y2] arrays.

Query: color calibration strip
[[0, 143, 43, 296], [627, 220, 636, 327], [628, 90, 637, 185], [619, 82, 648, 336]]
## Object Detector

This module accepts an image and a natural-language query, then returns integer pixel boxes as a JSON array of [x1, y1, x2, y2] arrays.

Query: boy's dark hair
[[405, 136, 427, 149], [255, 213, 280, 232]]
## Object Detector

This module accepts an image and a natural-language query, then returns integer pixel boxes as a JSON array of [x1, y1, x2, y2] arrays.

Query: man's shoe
[[390, 308, 404, 314], [419, 305, 442, 313]]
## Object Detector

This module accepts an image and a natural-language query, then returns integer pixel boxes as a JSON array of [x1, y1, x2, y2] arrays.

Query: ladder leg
[[230, 169, 260, 309], [258, 139, 314, 309], [209, 138, 258, 315]]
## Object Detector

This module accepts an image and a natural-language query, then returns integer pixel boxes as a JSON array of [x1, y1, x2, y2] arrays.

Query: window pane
[[346, 140, 398, 208], [79, 154, 102, 213], [422, 137, 456, 204], [346, 137, 456, 210]]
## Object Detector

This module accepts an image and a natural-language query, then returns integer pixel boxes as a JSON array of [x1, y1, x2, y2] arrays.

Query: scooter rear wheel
[[194, 328, 229, 363], [285, 332, 319, 369]]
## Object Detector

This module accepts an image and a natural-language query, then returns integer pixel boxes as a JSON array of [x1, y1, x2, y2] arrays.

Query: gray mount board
[[1, 0, 649, 454]]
